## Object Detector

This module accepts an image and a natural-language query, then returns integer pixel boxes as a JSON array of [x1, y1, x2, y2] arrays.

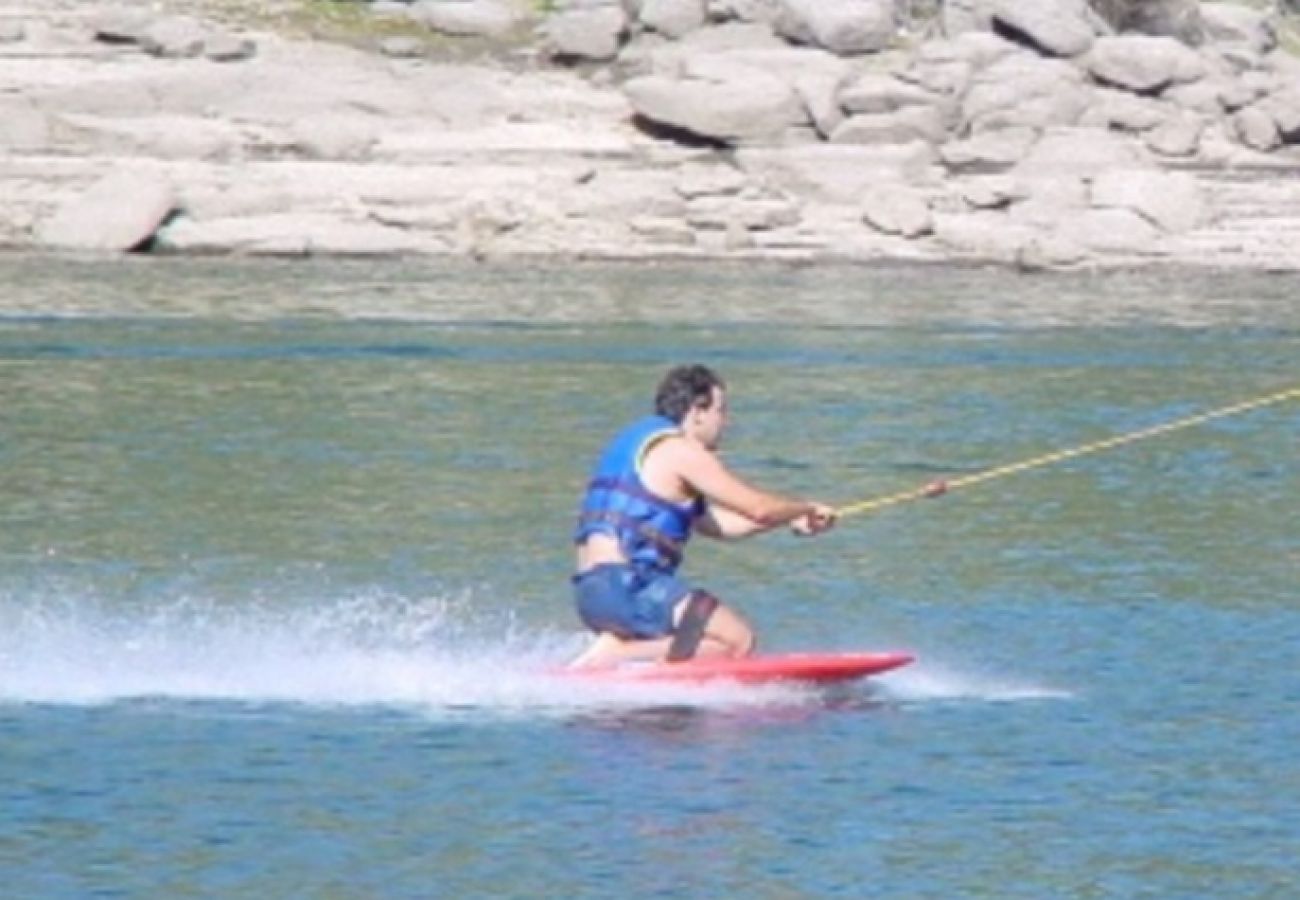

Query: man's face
[[688, 386, 728, 450]]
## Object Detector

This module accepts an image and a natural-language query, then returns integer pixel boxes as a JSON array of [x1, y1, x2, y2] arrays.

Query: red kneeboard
[[560, 652, 914, 686]]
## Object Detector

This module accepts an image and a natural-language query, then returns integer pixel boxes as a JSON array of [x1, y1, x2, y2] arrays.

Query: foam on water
[[877, 660, 1075, 704], [0, 585, 1069, 715], [0, 586, 819, 715]]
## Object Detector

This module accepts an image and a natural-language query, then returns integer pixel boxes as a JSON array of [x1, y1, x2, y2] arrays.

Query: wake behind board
[[562, 652, 914, 686]]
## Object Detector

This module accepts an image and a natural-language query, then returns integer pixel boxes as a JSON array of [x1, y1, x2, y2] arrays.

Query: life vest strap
[[575, 510, 685, 566]]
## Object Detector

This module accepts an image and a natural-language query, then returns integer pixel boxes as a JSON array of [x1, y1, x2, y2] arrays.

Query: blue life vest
[[574, 415, 705, 573]]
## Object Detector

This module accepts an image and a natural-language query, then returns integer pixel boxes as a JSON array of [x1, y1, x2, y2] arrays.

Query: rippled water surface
[[1, 256, 1297, 897]]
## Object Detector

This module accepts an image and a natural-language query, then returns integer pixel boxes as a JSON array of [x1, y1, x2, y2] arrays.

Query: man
[[568, 364, 838, 668]]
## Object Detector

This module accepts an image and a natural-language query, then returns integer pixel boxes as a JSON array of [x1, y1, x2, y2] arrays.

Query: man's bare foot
[[567, 632, 624, 669]]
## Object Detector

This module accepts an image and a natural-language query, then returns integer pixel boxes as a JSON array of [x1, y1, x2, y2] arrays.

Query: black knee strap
[[666, 591, 719, 662]]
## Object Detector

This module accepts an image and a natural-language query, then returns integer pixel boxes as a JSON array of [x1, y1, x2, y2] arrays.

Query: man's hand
[[923, 479, 948, 499], [791, 503, 837, 537]]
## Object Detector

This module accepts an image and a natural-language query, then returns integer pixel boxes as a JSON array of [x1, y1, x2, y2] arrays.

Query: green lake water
[[1, 255, 1296, 897]]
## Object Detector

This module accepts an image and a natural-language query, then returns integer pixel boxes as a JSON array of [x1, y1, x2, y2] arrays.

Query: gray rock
[[897, 56, 975, 97], [940, 126, 1038, 169], [991, 0, 1096, 58], [862, 183, 933, 237], [931, 212, 1041, 262], [1163, 79, 1230, 115], [640, 0, 707, 39], [1144, 112, 1204, 156], [409, 0, 520, 38], [55, 113, 239, 160], [38, 170, 177, 252], [140, 16, 206, 58], [1014, 127, 1153, 177], [1200, 2, 1276, 55], [735, 143, 939, 201], [290, 114, 378, 161], [629, 216, 697, 245], [1085, 35, 1207, 94], [773, 0, 896, 55], [1054, 207, 1161, 253], [1265, 48, 1300, 81], [1090, 168, 1208, 233], [831, 106, 947, 145], [675, 162, 748, 198], [204, 32, 257, 63], [159, 214, 428, 256], [956, 175, 1025, 209], [961, 55, 1091, 133], [1008, 175, 1089, 227], [1089, 0, 1204, 45], [940, 0, 997, 37], [706, 0, 783, 24], [1078, 89, 1172, 132], [839, 73, 940, 115], [624, 63, 806, 143], [1258, 86, 1300, 141], [544, 8, 627, 60], [794, 69, 850, 138], [91, 9, 153, 45], [1016, 233, 1087, 268], [686, 196, 801, 230], [1232, 105, 1282, 151], [644, 21, 787, 71], [380, 37, 427, 58]]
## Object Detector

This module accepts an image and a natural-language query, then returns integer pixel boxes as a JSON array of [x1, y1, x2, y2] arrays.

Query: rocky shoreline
[[3, 0, 1299, 270]]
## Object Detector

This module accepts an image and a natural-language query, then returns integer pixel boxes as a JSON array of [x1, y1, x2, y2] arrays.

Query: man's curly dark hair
[[654, 365, 725, 423]]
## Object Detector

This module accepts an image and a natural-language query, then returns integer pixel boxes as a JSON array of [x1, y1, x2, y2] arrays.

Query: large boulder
[[640, 0, 708, 39], [1143, 112, 1204, 156], [1085, 35, 1207, 94], [1257, 86, 1300, 142], [1013, 127, 1153, 177], [931, 212, 1042, 262], [544, 7, 628, 61], [1200, 2, 1277, 55], [138, 16, 206, 58], [773, 0, 896, 55], [940, 0, 998, 37], [1087, 0, 1204, 45], [961, 55, 1092, 133], [1078, 88, 1171, 132], [839, 72, 942, 114], [899, 32, 1019, 96], [624, 58, 808, 143], [1090, 168, 1209, 232], [734, 143, 939, 201], [1054, 207, 1161, 253], [941, 126, 1038, 169], [1231, 105, 1281, 151], [38, 170, 178, 252], [862, 183, 933, 237], [991, 0, 1098, 57], [831, 106, 948, 145], [408, 0, 521, 38]]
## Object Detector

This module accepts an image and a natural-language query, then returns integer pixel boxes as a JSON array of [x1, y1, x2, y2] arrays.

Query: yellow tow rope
[[836, 385, 1300, 520]]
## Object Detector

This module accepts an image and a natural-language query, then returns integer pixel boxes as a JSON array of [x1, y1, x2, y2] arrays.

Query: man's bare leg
[[567, 633, 672, 669], [568, 601, 754, 669], [670, 598, 755, 660]]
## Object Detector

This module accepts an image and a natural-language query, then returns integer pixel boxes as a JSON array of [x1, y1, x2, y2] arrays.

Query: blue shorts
[[572, 564, 693, 640]]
